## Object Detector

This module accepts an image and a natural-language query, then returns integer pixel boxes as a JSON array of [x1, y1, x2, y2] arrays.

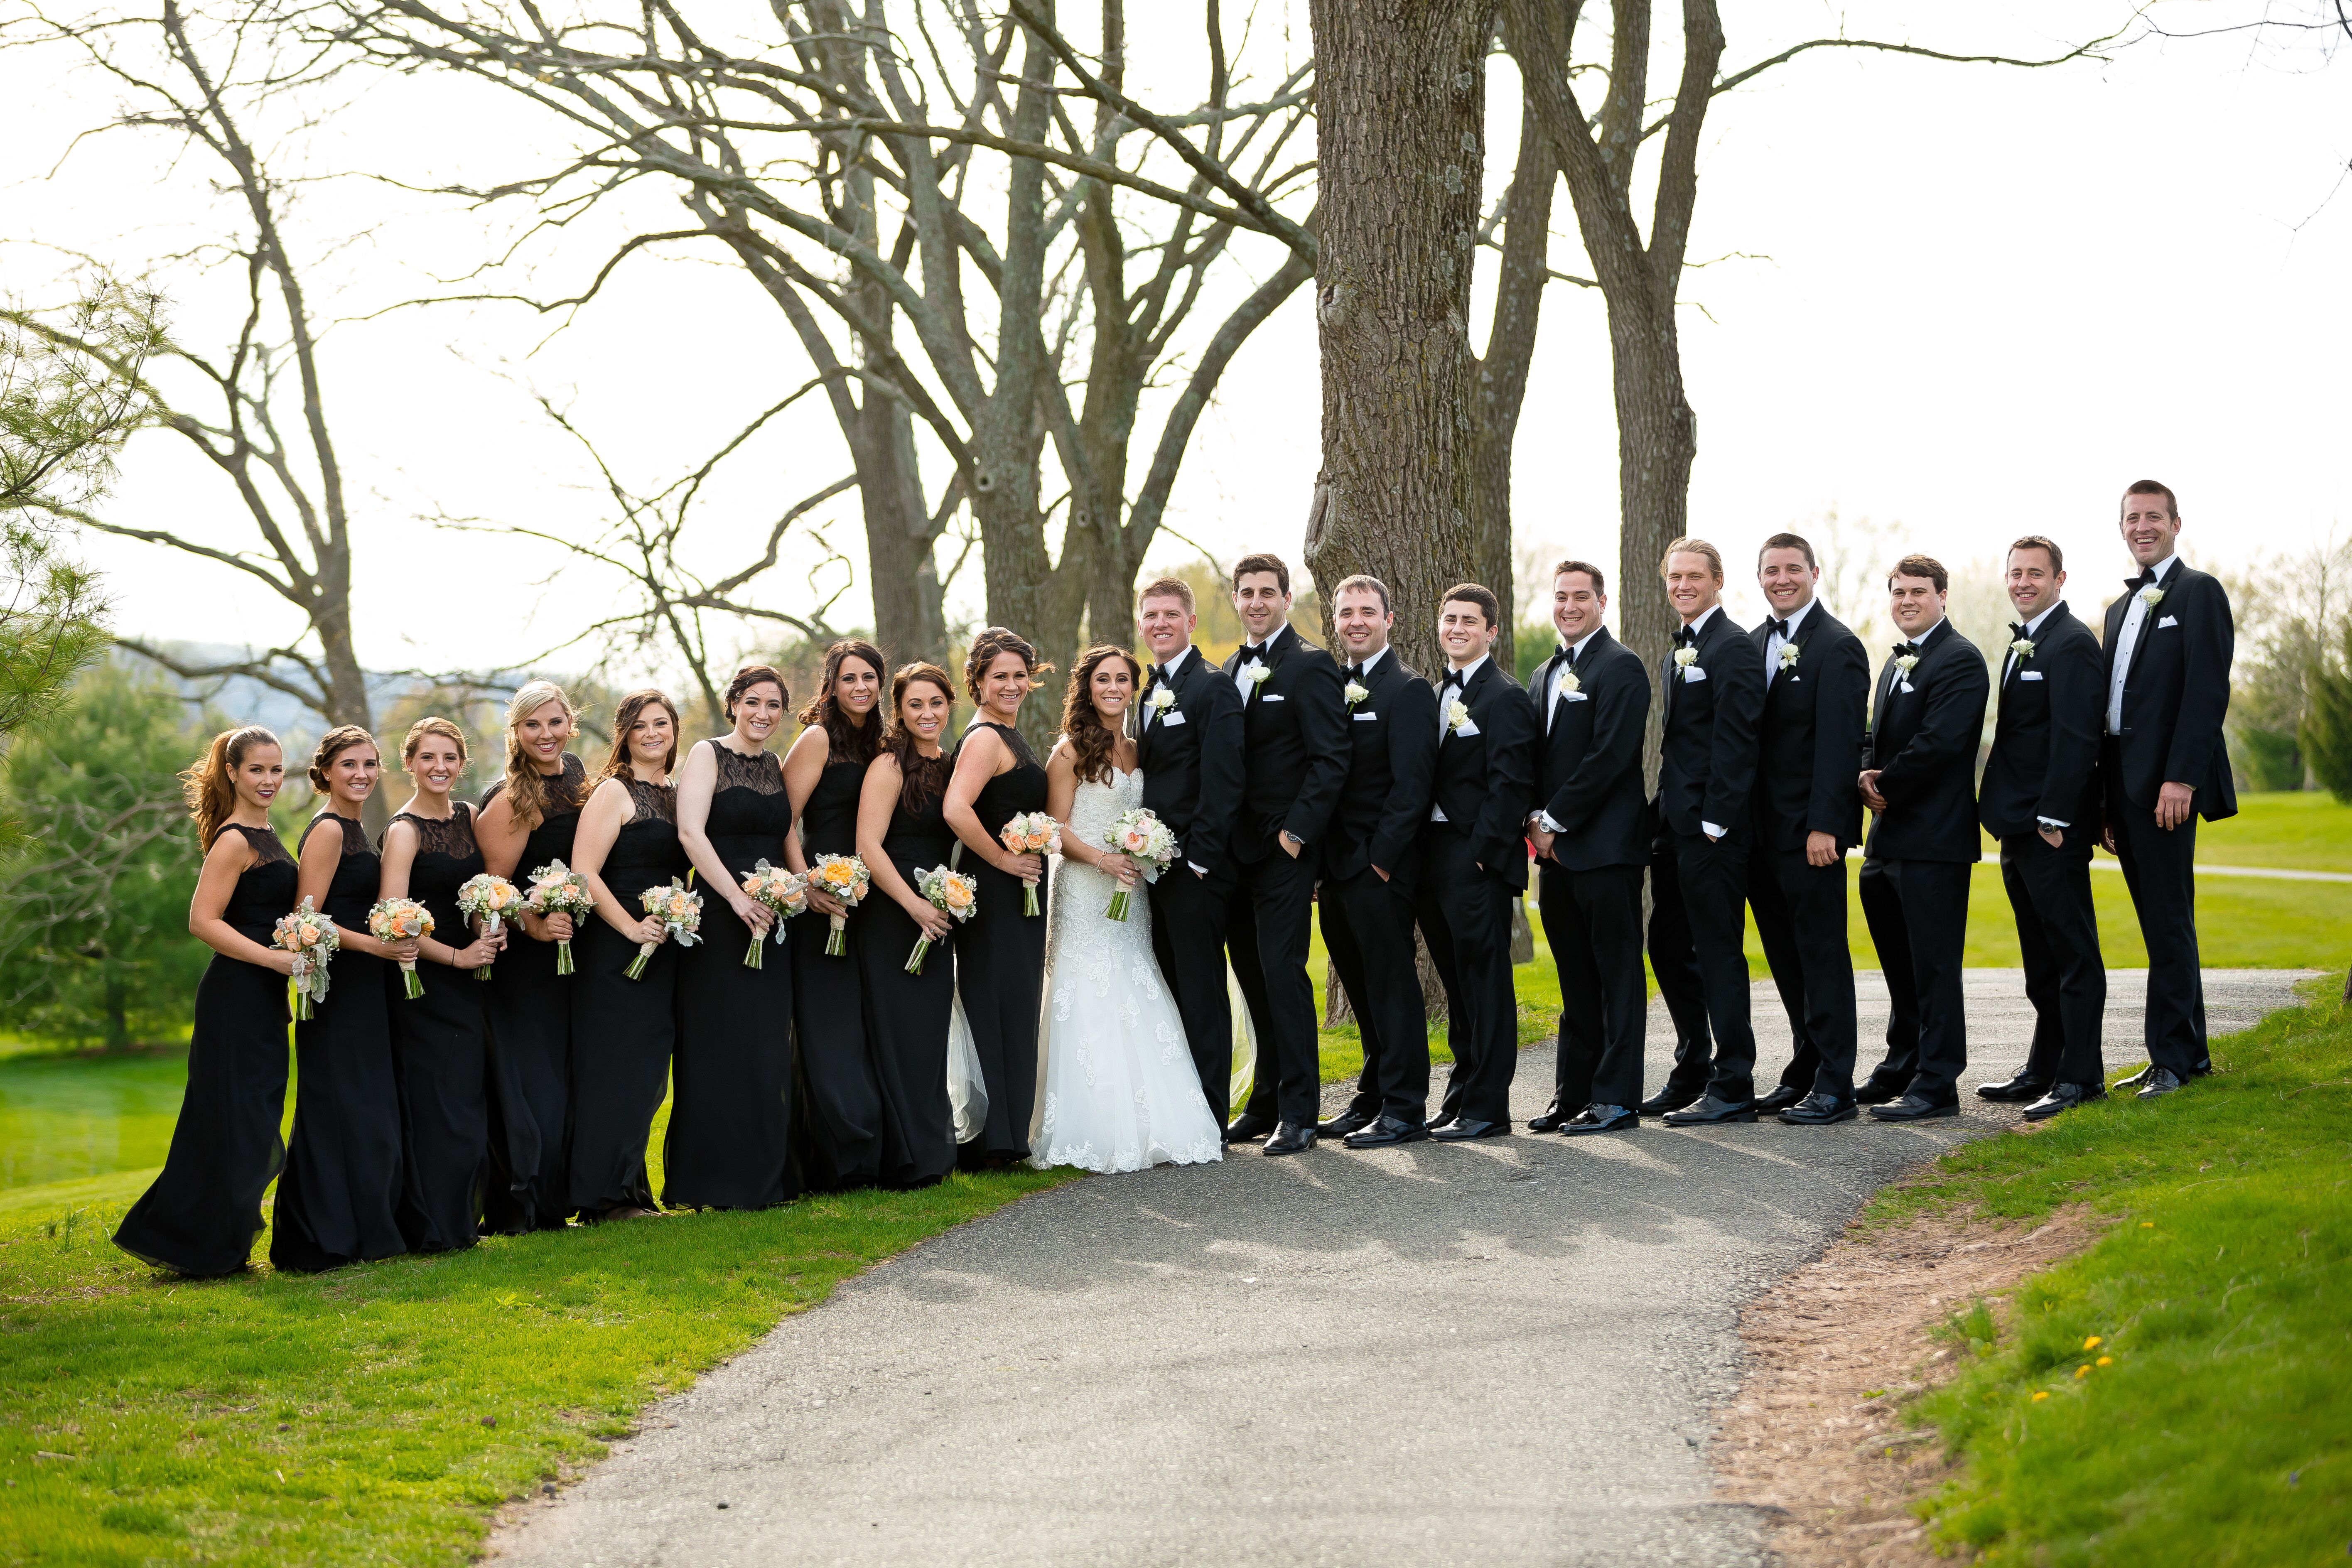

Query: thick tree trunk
[[857, 397, 948, 669], [1300, 0, 1490, 677], [316, 613, 384, 834], [1607, 315, 1699, 785]]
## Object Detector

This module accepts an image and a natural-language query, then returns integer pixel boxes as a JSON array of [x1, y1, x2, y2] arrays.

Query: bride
[[1030, 645, 1224, 1173]]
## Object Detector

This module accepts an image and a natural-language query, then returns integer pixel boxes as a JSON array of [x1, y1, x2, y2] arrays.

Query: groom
[[1136, 577, 1248, 1126]]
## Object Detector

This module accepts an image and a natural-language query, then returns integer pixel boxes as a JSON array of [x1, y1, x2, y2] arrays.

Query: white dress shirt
[[1999, 602, 2070, 830], [1676, 607, 1728, 839], [1146, 643, 1208, 873], [1533, 628, 1604, 834], [1762, 596, 1817, 688], [1429, 653, 1489, 822], [2106, 552, 2180, 736], [1348, 644, 1391, 682]]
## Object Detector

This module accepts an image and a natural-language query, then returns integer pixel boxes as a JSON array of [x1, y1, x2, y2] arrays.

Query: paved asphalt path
[[491, 968, 2310, 1568]]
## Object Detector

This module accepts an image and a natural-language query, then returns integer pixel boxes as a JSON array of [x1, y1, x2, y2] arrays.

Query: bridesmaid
[[567, 690, 687, 1221], [377, 718, 505, 1252], [943, 628, 1053, 1168], [475, 682, 587, 1232], [854, 664, 960, 1189], [782, 640, 887, 1190], [270, 727, 410, 1272], [115, 728, 300, 1276], [668, 665, 798, 1210]]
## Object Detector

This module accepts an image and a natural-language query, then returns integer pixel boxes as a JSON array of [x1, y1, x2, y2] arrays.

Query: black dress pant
[[1748, 847, 1859, 1100], [2000, 828, 2107, 1086], [1647, 829, 1757, 1102], [1537, 859, 1647, 1111], [2105, 752, 2209, 1075], [1229, 847, 1324, 1126], [1320, 865, 1431, 1124], [1416, 824, 1520, 1126], [1149, 861, 1238, 1126], [1858, 856, 1973, 1102]]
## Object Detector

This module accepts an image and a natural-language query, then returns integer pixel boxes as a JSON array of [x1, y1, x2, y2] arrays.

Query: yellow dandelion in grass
[[2032, 1391, 2050, 1402], [2075, 1365, 2091, 1379], [2097, 1356, 2113, 1367], [2141, 1221, 2155, 1228], [2083, 1335, 2102, 1351]]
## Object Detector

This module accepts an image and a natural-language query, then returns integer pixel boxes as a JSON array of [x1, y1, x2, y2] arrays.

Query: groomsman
[[1220, 555, 1349, 1156], [1523, 560, 1652, 1135], [2100, 481, 2237, 1100], [1744, 534, 1871, 1125], [1978, 535, 2109, 1120], [1313, 575, 1441, 1148], [1416, 584, 1539, 1140], [1135, 577, 1248, 1128], [1643, 539, 1767, 1126], [1856, 555, 1990, 1120]]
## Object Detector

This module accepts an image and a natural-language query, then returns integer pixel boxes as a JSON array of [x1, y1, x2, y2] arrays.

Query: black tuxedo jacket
[[1426, 658, 1539, 891], [1655, 608, 1764, 838], [1530, 628, 1650, 870], [1324, 649, 1439, 892], [1136, 643, 1246, 874], [1862, 618, 1989, 863], [2101, 560, 2237, 821], [1979, 601, 2103, 839], [1221, 622, 1349, 865], [1749, 605, 1868, 854]]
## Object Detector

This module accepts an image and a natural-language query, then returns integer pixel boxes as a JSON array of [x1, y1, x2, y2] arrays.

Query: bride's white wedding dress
[[1030, 765, 1224, 1173]]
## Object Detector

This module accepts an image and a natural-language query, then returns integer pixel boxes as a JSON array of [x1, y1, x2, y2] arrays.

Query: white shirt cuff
[[1537, 812, 1564, 834], [2037, 817, 2068, 830], [1702, 820, 1727, 839], [1186, 861, 1207, 876]]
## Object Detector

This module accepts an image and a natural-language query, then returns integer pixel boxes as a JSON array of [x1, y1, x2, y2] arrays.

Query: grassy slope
[[1864, 984, 2352, 1563]]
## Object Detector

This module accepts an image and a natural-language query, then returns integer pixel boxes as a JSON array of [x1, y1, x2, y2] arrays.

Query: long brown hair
[[884, 663, 955, 813], [795, 639, 886, 769], [307, 724, 378, 796], [183, 725, 280, 850], [1061, 645, 1141, 785], [498, 680, 576, 832], [963, 626, 1052, 704], [597, 689, 682, 783]]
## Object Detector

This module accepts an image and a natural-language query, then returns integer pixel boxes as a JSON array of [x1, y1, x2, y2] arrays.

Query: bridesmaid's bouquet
[[739, 859, 808, 969], [273, 896, 339, 1021], [1103, 807, 1178, 922], [905, 865, 977, 975], [628, 877, 702, 979], [456, 873, 520, 980], [997, 811, 1060, 916], [808, 853, 871, 957], [368, 897, 436, 999], [524, 859, 595, 975]]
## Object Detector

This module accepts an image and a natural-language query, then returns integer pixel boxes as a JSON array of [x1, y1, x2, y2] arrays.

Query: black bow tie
[[1674, 625, 1699, 646], [1767, 618, 1793, 640], [1441, 670, 1466, 691], [1345, 662, 1365, 682], [1893, 641, 1919, 658], [2008, 621, 2029, 640], [2126, 568, 2158, 590]]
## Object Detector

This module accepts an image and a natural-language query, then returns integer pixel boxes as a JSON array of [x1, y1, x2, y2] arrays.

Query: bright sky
[[2, 1, 2344, 684]]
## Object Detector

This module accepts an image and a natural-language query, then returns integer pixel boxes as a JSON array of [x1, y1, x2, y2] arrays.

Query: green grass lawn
[[1868, 980, 2352, 1562]]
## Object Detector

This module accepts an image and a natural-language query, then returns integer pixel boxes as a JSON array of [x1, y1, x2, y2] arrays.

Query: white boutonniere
[[1343, 680, 1370, 708], [1147, 685, 1176, 714], [1673, 645, 1699, 681], [1560, 668, 1581, 696], [1895, 654, 1921, 676], [1445, 699, 1471, 734], [1240, 658, 1271, 690], [2010, 636, 2036, 660], [2139, 585, 2165, 608], [1777, 642, 1801, 672]]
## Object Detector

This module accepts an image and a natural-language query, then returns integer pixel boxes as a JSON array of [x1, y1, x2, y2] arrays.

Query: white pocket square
[[1562, 691, 1588, 703], [2158, 615, 2178, 628], [1352, 710, 1378, 721], [1682, 666, 1709, 683], [1261, 692, 1285, 702], [1453, 719, 1482, 738], [1160, 711, 1187, 726], [1898, 682, 1915, 694], [2020, 670, 2044, 682]]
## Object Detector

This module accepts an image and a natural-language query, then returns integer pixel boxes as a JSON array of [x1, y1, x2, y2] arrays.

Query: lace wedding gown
[[1031, 766, 1225, 1173]]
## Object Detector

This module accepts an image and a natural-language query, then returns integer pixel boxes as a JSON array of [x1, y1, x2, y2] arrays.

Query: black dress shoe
[[1638, 1085, 1705, 1117], [1343, 1114, 1429, 1148], [1261, 1121, 1317, 1156], [1866, 1093, 1960, 1121], [2022, 1081, 2108, 1121], [1562, 1104, 1638, 1135], [1853, 1077, 1908, 1106], [1316, 1106, 1377, 1139], [1526, 1102, 1572, 1134], [1225, 1112, 1277, 1145], [2134, 1066, 2185, 1101], [1429, 1117, 1509, 1141], [1662, 1094, 1758, 1126], [1753, 1085, 1806, 1115], [1976, 1071, 2052, 1104], [1778, 1092, 1858, 1125]]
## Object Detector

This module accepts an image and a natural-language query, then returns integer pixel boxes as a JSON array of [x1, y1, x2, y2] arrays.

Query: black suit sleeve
[[1876, 648, 1991, 804], [1544, 656, 1647, 832], [1807, 632, 1870, 843], [2038, 628, 2103, 826], [1372, 680, 1439, 872], [1471, 683, 1540, 868], [1186, 671, 1247, 872], [1701, 633, 1765, 829], [2166, 573, 2234, 790], [1280, 650, 1350, 849]]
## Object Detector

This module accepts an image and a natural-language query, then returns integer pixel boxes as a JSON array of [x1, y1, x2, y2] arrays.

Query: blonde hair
[[1659, 537, 1725, 582], [499, 680, 576, 832], [183, 726, 280, 849], [402, 716, 469, 766]]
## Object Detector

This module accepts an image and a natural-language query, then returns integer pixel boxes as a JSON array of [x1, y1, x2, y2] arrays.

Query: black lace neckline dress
[[791, 748, 884, 1191], [857, 757, 958, 1188], [481, 751, 586, 1233], [385, 805, 492, 1252], [955, 721, 1051, 1165]]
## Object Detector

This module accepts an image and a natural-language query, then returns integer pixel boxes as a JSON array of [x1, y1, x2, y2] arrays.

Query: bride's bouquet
[[905, 865, 977, 975], [808, 852, 871, 956], [739, 859, 808, 968], [455, 872, 520, 980], [1103, 807, 1177, 922], [368, 897, 436, 999], [524, 859, 595, 975], [629, 877, 702, 979], [273, 897, 339, 1021], [997, 810, 1060, 916]]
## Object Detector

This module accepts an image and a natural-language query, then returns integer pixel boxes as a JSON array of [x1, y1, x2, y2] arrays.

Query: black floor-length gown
[[666, 741, 797, 1210], [388, 805, 493, 1251], [957, 721, 1050, 1163], [481, 753, 585, 1232], [568, 777, 687, 1215], [857, 769, 960, 1188], [270, 813, 407, 1273], [115, 824, 297, 1276], [791, 757, 884, 1189]]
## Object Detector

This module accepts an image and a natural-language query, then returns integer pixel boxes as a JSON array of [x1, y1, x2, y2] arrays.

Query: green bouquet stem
[[397, 962, 425, 1000], [625, 940, 657, 981], [905, 934, 933, 975], [825, 913, 848, 957], [555, 939, 575, 976]]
